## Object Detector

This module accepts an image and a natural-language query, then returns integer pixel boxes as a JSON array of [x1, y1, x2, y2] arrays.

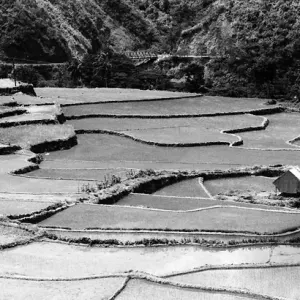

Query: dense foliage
[[1, 0, 300, 98], [178, 0, 300, 99]]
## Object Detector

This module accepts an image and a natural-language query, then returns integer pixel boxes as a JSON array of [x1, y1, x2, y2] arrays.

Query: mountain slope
[[0, 0, 158, 62]]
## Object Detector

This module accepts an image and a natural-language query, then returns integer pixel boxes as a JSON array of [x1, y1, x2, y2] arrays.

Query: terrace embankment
[[78, 166, 284, 204], [0, 84, 36, 96]]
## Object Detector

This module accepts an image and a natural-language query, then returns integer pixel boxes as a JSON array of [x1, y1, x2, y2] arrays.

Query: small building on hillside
[[273, 168, 300, 195]]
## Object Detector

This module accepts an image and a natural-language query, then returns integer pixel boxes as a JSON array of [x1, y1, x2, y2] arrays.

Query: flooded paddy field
[[0, 277, 127, 300], [169, 266, 300, 299], [116, 279, 254, 300], [2, 242, 298, 278]]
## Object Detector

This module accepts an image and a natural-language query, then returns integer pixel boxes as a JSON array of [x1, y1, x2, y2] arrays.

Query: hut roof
[[273, 167, 300, 186], [288, 167, 300, 181]]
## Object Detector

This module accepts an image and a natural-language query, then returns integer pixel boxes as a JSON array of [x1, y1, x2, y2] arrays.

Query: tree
[[183, 63, 205, 92], [79, 48, 135, 88]]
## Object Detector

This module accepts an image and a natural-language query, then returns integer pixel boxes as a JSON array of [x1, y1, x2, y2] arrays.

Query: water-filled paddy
[[0, 277, 125, 300], [204, 176, 275, 196], [169, 266, 300, 299], [118, 279, 253, 300], [39, 204, 300, 234], [0, 242, 281, 278]]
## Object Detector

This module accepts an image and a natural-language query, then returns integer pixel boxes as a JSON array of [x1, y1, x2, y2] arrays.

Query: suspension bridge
[[121, 51, 223, 60]]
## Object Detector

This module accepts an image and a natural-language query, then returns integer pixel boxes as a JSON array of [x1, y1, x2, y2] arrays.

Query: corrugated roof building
[[273, 167, 300, 195]]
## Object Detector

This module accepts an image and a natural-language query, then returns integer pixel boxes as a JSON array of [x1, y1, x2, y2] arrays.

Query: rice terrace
[[2, 81, 300, 299]]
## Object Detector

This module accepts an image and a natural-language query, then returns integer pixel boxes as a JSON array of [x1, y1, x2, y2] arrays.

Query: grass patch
[[0, 124, 75, 149]]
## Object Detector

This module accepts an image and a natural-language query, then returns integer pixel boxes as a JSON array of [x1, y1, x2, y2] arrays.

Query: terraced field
[[169, 266, 300, 299], [204, 175, 275, 196], [0, 87, 299, 298], [39, 203, 300, 234], [238, 113, 300, 149], [43, 133, 300, 169], [0, 277, 126, 300], [64, 96, 273, 117], [152, 177, 210, 198]]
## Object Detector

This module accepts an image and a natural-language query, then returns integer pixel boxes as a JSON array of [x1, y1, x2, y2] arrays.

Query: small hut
[[273, 167, 300, 195]]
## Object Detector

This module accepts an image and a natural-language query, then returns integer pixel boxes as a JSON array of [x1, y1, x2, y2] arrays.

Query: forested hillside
[[1, 0, 300, 98], [177, 0, 300, 98], [0, 0, 158, 61]]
